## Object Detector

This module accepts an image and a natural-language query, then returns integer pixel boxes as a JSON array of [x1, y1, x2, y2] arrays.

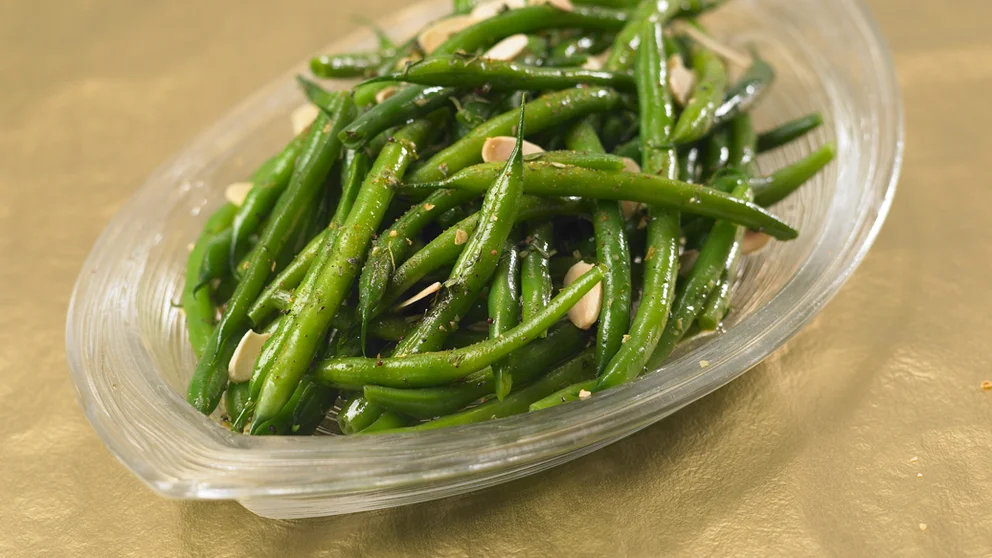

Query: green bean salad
[[183, 0, 833, 435]]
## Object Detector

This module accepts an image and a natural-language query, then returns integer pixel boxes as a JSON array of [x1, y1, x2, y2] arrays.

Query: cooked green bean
[[756, 113, 824, 153], [377, 349, 596, 433], [752, 143, 836, 207], [408, 162, 798, 240], [489, 240, 521, 400], [370, 55, 636, 92], [250, 114, 439, 431], [183, 203, 237, 357], [713, 57, 775, 126], [648, 181, 752, 368], [310, 52, 384, 79], [338, 395, 385, 435], [598, 15, 680, 391], [358, 410, 414, 433], [671, 38, 728, 144], [394, 105, 526, 355], [224, 381, 250, 422], [187, 92, 355, 415], [529, 378, 597, 411], [565, 120, 631, 373], [314, 264, 604, 389], [520, 222, 553, 336], [363, 322, 588, 418]]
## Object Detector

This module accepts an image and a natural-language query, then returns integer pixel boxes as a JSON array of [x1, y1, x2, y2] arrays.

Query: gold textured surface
[[1, 0, 990, 555]]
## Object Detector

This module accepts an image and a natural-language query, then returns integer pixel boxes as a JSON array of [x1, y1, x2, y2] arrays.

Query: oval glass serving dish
[[67, 0, 902, 519]]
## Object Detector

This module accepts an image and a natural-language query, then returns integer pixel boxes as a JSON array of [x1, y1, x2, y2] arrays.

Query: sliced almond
[[418, 15, 479, 55], [290, 103, 320, 136], [484, 34, 529, 61], [741, 230, 772, 254], [578, 389, 592, 400], [667, 55, 697, 107], [563, 261, 603, 330], [531, 0, 573, 12], [374, 85, 398, 105], [621, 157, 641, 173], [454, 229, 469, 245], [582, 53, 608, 71], [224, 182, 254, 207], [395, 281, 442, 310], [228, 330, 272, 383], [481, 136, 544, 163], [471, 0, 526, 19]]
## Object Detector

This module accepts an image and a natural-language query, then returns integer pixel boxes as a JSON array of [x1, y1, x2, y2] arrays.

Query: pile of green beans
[[182, 0, 834, 435]]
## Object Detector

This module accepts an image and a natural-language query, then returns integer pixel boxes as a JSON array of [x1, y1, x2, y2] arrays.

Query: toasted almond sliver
[[395, 281, 442, 310], [224, 182, 254, 207], [679, 249, 699, 276], [668, 55, 697, 107], [531, 0, 574, 12], [471, 0, 526, 19], [741, 230, 772, 254], [418, 15, 479, 55], [485, 34, 530, 61], [290, 103, 320, 136], [228, 330, 272, 383], [454, 229, 469, 245], [481, 136, 545, 163], [621, 157, 641, 174], [578, 389, 592, 400], [621, 201, 642, 221], [564, 262, 603, 330], [375, 85, 398, 105]]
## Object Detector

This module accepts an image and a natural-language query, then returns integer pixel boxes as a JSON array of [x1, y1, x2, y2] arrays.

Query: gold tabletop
[[2, 0, 990, 556]]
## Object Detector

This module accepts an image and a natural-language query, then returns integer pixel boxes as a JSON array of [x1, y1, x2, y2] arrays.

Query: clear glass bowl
[[66, 0, 902, 519]]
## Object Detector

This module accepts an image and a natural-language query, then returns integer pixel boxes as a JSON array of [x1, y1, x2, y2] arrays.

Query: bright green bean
[[529, 378, 597, 411], [183, 203, 237, 357], [756, 113, 824, 153], [752, 143, 836, 207], [671, 39, 728, 144]]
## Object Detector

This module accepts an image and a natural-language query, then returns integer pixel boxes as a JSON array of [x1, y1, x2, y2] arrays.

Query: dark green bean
[[341, 85, 457, 149], [313, 264, 604, 389], [357, 410, 414, 433], [489, 240, 521, 400], [409, 87, 623, 184], [671, 40, 728, 144], [700, 128, 730, 180], [394, 105, 526, 355], [408, 162, 798, 240], [377, 349, 596, 433], [370, 55, 636, 92], [752, 143, 836, 207], [310, 52, 384, 79], [183, 203, 237, 356], [224, 381, 250, 423], [186, 92, 355, 415], [363, 322, 588, 418], [520, 222, 553, 332], [597, 15, 680, 390], [756, 113, 824, 153], [386, 196, 588, 311], [551, 32, 616, 60], [647, 181, 752, 368], [712, 57, 775, 126], [338, 395, 385, 435], [250, 114, 440, 431]]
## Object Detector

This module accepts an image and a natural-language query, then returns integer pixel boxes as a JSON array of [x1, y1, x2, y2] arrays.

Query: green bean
[[756, 113, 824, 153], [551, 32, 616, 60], [700, 128, 729, 180], [289, 381, 337, 435], [357, 410, 414, 433], [712, 57, 775, 126], [358, 189, 478, 350], [370, 56, 637, 92], [195, 229, 234, 290], [378, 350, 596, 433], [612, 136, 641, 160], [526, 150, 627, 171], [697, 114, 758, 329], [453, 0, 477, 14], [394, 105, 527, 355], [409, 87, 623, 184], [566, 118, 633, 375], [489, 239, 521, 400], [601, 0, 721, 72], [385, 196, 587, 311], [597, 15, 680, 391], [224, 381, 250, 422], [314, 264, 604, 389], [247, 146, 368, 326], [647, 181, 752, 367], [183, 203, 237, 356], [249, 114, 439, 431], [671, 40, 728, 144], [752, 143, 836, 207], [408, 162, 798, 240], [310, 52, 383, 79], [529, 378, 597, 411], [341, 85, 457, 149], [352, 37, 422, 107], [678, 145, 701, 182], [186, 92, 355, 415], [338, 395, 385, 435], [520, 222, 553, 333], [363, 322, 587, 418]]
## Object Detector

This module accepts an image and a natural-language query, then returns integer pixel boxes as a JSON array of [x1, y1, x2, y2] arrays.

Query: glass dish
[[66, 0, 902, 519]]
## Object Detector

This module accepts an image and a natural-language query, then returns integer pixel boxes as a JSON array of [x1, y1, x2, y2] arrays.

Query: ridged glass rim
[[67, 0, 902, 503]]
